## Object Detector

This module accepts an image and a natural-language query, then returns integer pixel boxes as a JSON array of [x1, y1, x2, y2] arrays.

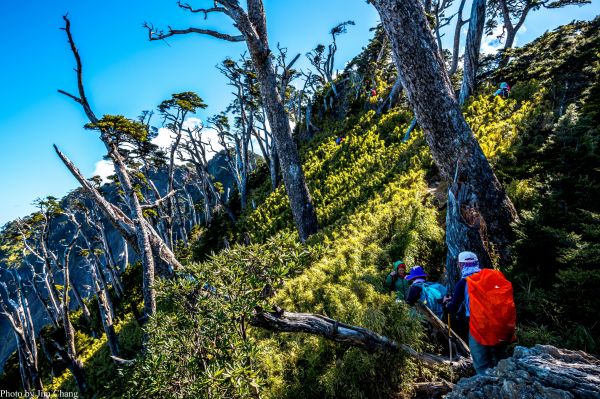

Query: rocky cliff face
[[0, 154, 235, 371], [447, 345, 600, 399]]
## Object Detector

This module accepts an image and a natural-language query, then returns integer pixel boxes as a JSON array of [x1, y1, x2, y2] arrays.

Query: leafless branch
[[144, 24, 244, 43], [141, 190, 179, 210], [58, 15, 98, 124], [177, 1, 228, 19]]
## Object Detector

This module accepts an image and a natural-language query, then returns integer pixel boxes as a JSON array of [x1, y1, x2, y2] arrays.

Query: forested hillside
[[0, 1, 599, 398]]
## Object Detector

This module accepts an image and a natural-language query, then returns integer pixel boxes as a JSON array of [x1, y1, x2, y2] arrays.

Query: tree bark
[[70, 283, 91, 322], [458, 0, 487, 105], [496, 0, 531, 68], [241, 3, 319, 241], [0, 272, 44, 393], [91, 263, 119, 357], [377, 75, 403, 114], [106, 144, 157, 318], [370, 0, 518, 266]]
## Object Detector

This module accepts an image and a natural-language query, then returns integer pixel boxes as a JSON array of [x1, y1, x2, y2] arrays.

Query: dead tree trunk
[[70, 283, 91, 322], [90, 260, 119, 357], [370, 0, 518, 266], [59, 15, 188, 317], [248, 46, 319, 241], [60, 236, 87, 396], [377, 75, 403, 114], [497, 0, 531, 68], [458, 0, 487, 105]]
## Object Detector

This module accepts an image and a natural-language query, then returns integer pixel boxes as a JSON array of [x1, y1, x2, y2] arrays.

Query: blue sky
[[0, 0, 598, 226]]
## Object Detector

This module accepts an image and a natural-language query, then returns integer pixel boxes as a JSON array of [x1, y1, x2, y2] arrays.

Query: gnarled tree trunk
[[370, 0, 518, 267]]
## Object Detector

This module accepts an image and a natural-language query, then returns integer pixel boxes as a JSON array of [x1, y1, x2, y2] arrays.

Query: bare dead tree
[[0, 270, 44, 393], [251, 306, 472, 370], [86, 205, 125, 298], [432, 0, 454, 55], [145, 0, 319, 242], [178, 119, 237, 223], [215, 58, 256, 209], [210, 113, 252, 210], [19, 205, 88, 395], [15, 200, 65, 327], [82, 253, 120, 358], [306, 20, 355, 109], [55, 226, 87, 395]]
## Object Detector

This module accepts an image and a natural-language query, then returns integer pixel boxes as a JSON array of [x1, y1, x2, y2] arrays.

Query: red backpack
[[467, 269, 516, 346]]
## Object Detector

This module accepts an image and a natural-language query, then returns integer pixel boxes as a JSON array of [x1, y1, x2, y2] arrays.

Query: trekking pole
[[448, 312, 454, 381]]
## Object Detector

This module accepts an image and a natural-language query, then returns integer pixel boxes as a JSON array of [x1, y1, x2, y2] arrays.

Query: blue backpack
[[415, 282, 447, 319]]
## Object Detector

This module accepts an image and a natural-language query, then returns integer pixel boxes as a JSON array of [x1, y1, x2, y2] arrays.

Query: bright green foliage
[[504, 99, 600, 352], [3, 17, 600, 399], [243, 109, 428, 241], [124, 99, 450, 398], [85, 114, 149, 143], [464, 91, 539, 163], [158, 91, 207, 114]]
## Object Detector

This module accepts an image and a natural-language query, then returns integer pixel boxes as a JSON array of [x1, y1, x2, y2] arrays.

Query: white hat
[[458, 251, 478, 263]]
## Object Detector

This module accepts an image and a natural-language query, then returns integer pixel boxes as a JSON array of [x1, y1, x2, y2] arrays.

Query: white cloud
[[152, 127, 177, 149], [481, 25, 505, 55], [182, 117, 203, 131], [92, 160, 114, 183], [481, 24, 528, 55]]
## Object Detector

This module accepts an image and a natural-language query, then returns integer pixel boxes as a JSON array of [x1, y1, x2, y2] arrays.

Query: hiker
[[370, 88, 377, 97], [384, 260, 410, 300], [494, 82, 511, 98], [335, 136, 346, 145], [405, 266, 447, 319], [444, 251, 517, 375]]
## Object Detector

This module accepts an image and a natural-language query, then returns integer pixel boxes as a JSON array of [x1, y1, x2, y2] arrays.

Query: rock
[[446, 345, 600, 399]]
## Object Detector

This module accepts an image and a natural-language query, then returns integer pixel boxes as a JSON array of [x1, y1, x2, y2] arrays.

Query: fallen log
[[251, 306, 472, 370]]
